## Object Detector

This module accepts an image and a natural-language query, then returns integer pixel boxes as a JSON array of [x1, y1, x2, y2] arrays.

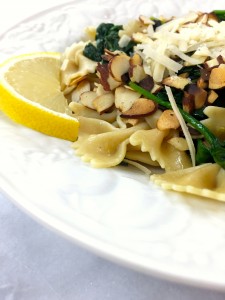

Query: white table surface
[[1, 1, 225, 299]]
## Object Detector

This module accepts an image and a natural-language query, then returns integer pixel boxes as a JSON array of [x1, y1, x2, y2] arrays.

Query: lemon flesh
[[0, 52, 79, 141]]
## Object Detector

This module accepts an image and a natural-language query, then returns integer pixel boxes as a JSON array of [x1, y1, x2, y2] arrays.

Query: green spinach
[[83, 23, 135, 62]]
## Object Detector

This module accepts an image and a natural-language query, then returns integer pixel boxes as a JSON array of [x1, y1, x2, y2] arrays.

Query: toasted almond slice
[[209, 67, 225, 89], [207, 90, 218, 104], [93, 93, 115, 114], [80, 91, 97, 109], [102, 49, 120, 61], [196, 13, 208, 24], [71, 79, 91, 102], [130, 53, 143, 66], [121, 98, 157, 118], [115, 86, 141, 112], [138, 75, 154, 91], [129, 65, 146, 83], [97, 63, 121, 91], [108, 54, 130, 82], [187, 84, 207, 109], [178, 72, 189, 78], [151, 83, 162, 94], [204, 58, 219, 69], [157, 109, 180, 131], [122, 118, 140, 126], [107, 74, 122, 90], [95, 83, 109, 96], [162, 75, 190, 90], [197, 77, 208, 89], [182, 92, 195, 113], [129, 52, 145, 83]]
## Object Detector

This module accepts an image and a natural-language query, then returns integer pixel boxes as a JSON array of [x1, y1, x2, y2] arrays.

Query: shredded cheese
[[135, 12, 225, 82], [137, 44, 183, 73], [123, 159, 152, 176], [165, 86, 196, 167], [168, 45, 202, 65]]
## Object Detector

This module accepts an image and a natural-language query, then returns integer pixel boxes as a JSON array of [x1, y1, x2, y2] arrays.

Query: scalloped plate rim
[[1, 0, 225, 291]]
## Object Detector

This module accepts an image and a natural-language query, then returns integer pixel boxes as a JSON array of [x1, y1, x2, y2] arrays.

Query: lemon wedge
[[0, 52, 79, 141]]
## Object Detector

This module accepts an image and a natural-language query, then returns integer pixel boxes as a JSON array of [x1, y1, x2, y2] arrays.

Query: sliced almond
[[196, 13, 208, 24], [121, 98, 157, 118], [209, 67, 225, 89], [129, 65, 146, 83], [182, 92, 195, 113], [162, 75, 190, 90], [108, 54, 130, 82], [207, 90, 218, 104], [69, 102, 117, 123], [138, 75, 154, 91], [186, 84, 207, 109], [200, 68, 211, 81], [178, 72, 189, 78], [157, 109, 180, 131], [129, 53, 146, 83], [204, 57, 219, 69], [80, 91, 97, 109], [130, 53, 142, 66], [197, 77, 208, 89], [101, 53, 115, 62], [101, 49, 118, 62], [104, 49, 123, 56], [96, 63, 110, 90], [107, 74, 122, 90], [71, 79, 91, 102], [97, 63, 121, 91], [115, 86, 141, 112], [93, 93, 115, 114], [151, 83, 162, 94], [121, 117, 140, 126]]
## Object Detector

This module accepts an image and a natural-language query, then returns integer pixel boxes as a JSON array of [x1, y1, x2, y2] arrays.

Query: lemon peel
[[0, 52, 79, 141]]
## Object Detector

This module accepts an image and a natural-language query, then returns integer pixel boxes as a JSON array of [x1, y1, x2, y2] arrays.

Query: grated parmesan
[[165, 86, 196, 167], [134, 12, 225, 82]]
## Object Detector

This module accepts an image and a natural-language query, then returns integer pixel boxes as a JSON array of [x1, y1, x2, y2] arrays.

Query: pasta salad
[[60, 10, 225, 201]]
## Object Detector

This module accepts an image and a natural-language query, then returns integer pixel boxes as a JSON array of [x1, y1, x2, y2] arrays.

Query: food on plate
[[0, 52, 79, 141], [1, 10, 225, 201], [60, 10, 225, 201]]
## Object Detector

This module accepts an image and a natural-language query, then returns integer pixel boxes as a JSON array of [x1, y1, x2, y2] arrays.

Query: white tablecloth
[[1, 1, 225, 299]]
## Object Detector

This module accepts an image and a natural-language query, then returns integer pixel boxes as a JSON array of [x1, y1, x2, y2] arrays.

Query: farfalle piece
[[73, 118, 148, 167], [151, 163, 225, 201], [129, 128, 191, 171], [202, 106, 225, 140]]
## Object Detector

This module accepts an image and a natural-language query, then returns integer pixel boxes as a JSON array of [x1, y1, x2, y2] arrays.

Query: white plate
[[1, 0, 225, 290]]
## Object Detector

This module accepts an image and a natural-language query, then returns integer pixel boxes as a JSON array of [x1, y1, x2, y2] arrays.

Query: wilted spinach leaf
[[177, 65, 201, 82], [83, 23, 136, 62]]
